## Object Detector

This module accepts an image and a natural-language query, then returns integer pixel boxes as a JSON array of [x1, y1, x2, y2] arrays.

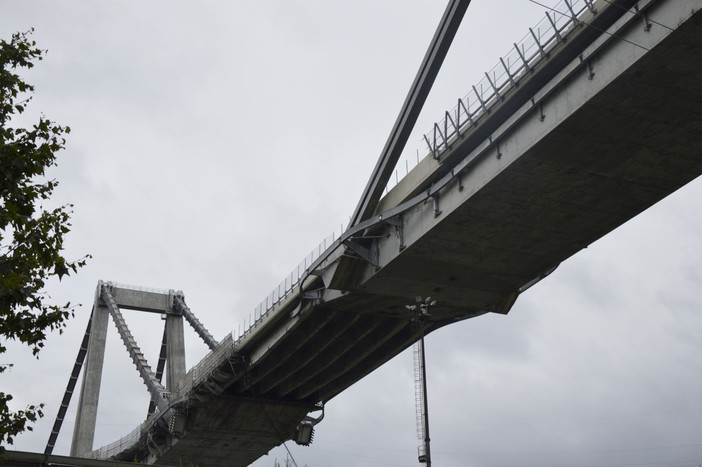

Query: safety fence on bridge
[[387, 0, 598, 193], [86, 418, 147, 460], [235, 229, 341, 343], [422, 0, 595, 156], [171, 333, 236, 397]]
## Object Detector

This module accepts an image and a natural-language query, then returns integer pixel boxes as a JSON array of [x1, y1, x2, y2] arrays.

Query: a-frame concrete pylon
[[61, 281, 217, 457]]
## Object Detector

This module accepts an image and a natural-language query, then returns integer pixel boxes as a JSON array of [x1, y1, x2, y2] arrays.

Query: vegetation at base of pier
[[271, 455, 308, 467], [0, 29, 89, 452]]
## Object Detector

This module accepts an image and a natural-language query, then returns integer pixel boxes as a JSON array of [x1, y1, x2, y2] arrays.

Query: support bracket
[[587, 61, 595, 80], [302, 288, 325, 301], [343, 238, 379, 268], [513, 43, 531, 73], [384, 216, 405, 251], [430, 192, 443, 218], [303, 403, 325, 426]]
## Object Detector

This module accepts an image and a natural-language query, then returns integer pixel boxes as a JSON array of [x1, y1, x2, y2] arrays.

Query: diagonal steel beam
[[100, 285, 169, 412], [44, 313, 93, 456], [173, 294, 218, 351], [349, 0, 472, 227], [148, 325, 169, 416]]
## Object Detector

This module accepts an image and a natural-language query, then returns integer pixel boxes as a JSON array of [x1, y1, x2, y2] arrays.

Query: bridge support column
[[166, 298, 186, 391], [70, 283, 110, 456]]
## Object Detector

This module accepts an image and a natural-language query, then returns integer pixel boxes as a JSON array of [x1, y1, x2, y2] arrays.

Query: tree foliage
[[0, 29, 88, 451]]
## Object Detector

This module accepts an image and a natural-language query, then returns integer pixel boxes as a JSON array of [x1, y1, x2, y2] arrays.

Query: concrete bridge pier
[[67, 283, 191, 457], [70, 283, 110, 457], [166, 290, 186, 391]]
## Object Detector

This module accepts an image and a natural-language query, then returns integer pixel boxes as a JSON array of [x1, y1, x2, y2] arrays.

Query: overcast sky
[[2, 1, 702, 466]]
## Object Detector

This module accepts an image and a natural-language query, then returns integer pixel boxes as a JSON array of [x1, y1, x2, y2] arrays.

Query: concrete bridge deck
[[72, 0, 702, 465]]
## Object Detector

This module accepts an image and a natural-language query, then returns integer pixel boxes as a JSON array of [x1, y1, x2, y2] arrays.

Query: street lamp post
[[407, 297, 436, 466], [419, 313, 431, 467]]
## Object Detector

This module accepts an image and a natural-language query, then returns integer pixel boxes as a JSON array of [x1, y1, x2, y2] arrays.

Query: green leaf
[[0, 28, 89, 450]]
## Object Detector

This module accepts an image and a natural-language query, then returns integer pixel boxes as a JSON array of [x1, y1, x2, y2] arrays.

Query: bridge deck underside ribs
[[151, 396, 311, 467], [236, 305, 425, 402]]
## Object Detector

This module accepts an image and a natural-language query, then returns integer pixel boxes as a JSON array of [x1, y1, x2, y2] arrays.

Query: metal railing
[[106, 281, 170, 295], [423, 0, 593, 158], [172, 333, 235, 399], [383, 0, 597, 195], [86, 418, 149, 460], [234, 228, 343, 343], [423, 0, 594, 159]]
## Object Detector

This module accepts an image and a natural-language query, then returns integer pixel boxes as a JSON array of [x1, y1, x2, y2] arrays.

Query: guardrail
[[86, 419, 147, 460], [234, 228, 342, 343], [385, 0, 596, 194], [421, 0, 593, 160], [172, 333, 235, 398]]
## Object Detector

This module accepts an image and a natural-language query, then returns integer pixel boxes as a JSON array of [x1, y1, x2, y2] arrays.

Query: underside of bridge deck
[[153, 396, 312, 467]]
